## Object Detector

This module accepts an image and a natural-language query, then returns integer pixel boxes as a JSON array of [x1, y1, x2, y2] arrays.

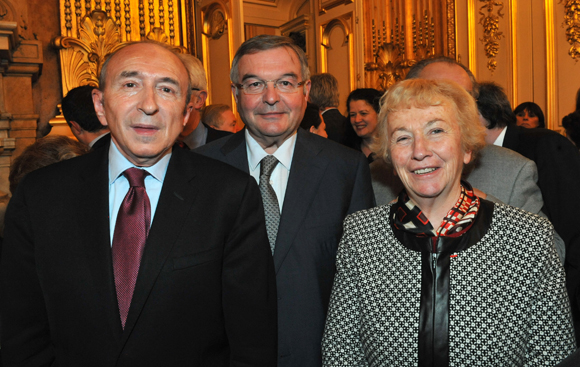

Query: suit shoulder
[[303, 131, 365, 161], [479, 144, 531, 165]]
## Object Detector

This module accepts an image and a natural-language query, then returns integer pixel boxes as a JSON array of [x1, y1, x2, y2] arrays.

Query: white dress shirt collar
[[493, 126, 508, 147], [245, 129, 297, 173]]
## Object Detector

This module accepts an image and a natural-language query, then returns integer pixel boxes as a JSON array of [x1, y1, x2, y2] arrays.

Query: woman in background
[[344, 88, 382, 163], [513, 102, 545, 128]]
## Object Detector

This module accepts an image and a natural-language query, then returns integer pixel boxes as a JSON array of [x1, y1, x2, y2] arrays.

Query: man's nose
[[138, 87, 160, 115], [262, 82, 280, 106]]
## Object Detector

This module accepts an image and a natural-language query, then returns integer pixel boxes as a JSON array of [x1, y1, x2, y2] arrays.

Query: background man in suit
[[203, 104, 237, 133], [1, 41, 277, 366], [196, 35, 375, 367], [177, 53, 231, 149], [309, 73, 346, 143], [477, 81, 580, 340], [61, 84, 110, 148]]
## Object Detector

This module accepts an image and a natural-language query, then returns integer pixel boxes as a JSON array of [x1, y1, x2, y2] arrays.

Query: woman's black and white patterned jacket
[[322, 200, 576, 367]]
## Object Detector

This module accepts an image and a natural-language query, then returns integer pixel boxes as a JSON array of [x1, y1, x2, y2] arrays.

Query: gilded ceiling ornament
[[478, 0, 504, 72], [560, 0, 580, 60]]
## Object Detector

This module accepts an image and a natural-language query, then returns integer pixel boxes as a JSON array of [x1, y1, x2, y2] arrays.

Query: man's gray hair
[[406, 56, 479, 98], [230, 35, 310, 85], [177, 53, 208, 91], [310, 73, 340, 109]]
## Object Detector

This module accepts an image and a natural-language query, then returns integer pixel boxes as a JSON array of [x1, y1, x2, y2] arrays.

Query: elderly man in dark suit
[[196, 35, 375, 367], [1, 41, 277, 366]]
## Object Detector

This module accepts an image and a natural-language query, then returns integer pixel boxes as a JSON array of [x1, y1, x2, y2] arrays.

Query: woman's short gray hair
[[373, 78, 486, 171]]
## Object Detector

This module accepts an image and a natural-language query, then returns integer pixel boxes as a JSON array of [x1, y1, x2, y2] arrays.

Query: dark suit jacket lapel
[[120, 147, 200, 342], [273, 130, 329, 272], [219, 130, 250, 172], [76, 144, 125, 340]]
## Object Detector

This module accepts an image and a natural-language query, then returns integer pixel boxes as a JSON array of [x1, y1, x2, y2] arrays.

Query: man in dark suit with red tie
[[0, 41, 277, 366]]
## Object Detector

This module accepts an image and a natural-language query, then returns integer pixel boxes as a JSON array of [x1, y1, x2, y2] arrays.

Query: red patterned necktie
[[112, 167, 151, 329]]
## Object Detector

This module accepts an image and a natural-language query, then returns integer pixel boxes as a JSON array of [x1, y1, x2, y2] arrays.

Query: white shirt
[[493, 126, 508, 146], [246, 129, 297, 213], [108, 141, 171, 245]]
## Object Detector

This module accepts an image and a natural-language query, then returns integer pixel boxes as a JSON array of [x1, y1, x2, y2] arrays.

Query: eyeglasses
[[235, 78, 306, 95]]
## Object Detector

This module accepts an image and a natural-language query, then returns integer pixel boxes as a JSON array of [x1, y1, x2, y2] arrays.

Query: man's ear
[[70, 121, 83, 135], [193, 90, 207, 110], [182, 103, 193, 127], [303, 80, 312, 101], [231, 84, 239, 104], [92, 89, 108, 127]]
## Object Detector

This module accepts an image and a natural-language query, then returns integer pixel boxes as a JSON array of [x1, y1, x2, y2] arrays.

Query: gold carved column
[[50, 0, 194, 134], [362, 0, 456, 91]]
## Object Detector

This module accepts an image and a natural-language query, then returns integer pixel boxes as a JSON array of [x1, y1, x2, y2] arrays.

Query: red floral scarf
[[392, 181, 480, 238]]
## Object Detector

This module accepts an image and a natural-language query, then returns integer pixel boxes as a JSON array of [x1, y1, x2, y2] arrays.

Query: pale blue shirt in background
[[246, 129, 297, 213], [108, 141, 171, 246]]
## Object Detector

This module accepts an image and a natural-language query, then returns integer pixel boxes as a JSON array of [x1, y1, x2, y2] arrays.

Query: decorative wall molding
[[560, 0, 580, 61], [0, 17, 43, 193], [202, 2, 228, 40], [478, 0, 504, 72], [319, 0, 352, 15]]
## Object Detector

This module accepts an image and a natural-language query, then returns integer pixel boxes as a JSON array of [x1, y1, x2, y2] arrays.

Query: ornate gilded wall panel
[[55, 0, 192, 96], [363, 0, 455, 91]]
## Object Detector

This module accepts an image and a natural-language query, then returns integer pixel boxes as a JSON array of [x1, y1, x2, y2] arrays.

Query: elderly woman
[[322, 79, 576, 366]]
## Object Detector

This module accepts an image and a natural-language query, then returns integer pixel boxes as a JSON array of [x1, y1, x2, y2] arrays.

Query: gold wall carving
[[447, 0, 456, 58], [363, 0, 455, 91], [478, 0, 504, 72], [560, 0, 580, 61], [54, 11, 122, 91], [202, 3, 227, 40], [55, 0, 191, 96]]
